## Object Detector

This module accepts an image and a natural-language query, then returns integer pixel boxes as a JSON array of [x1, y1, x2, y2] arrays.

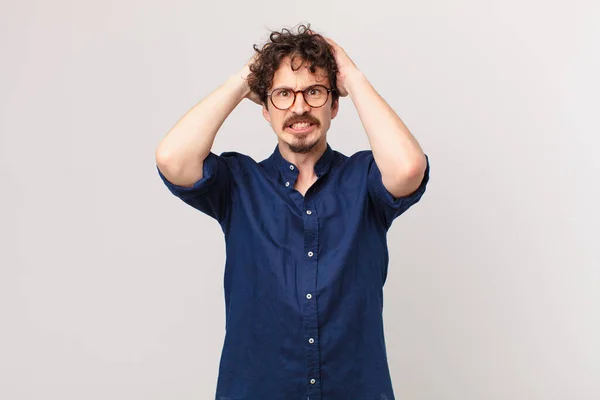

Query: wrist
[[344, 69, 366, 97], [227, 72, 251, 99]]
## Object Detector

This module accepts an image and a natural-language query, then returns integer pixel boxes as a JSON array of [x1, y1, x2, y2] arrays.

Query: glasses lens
[[304, 85, 328, 107], [271, 88, 294, 109], [271, 86, 329, 109]]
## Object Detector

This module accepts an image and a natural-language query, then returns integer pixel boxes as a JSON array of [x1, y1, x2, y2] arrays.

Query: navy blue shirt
[[157, 143, 430, 400]]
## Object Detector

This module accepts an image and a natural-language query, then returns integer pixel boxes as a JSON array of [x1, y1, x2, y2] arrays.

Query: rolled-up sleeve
[[367, 152, 430, 229], [156, 151, 234, 226]]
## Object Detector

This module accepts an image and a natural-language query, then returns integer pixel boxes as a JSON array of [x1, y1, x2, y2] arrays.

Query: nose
[[290, 91, 311, 114]]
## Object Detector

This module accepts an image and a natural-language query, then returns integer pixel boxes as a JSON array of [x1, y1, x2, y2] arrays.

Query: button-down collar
[[268, 142, 334, 180]]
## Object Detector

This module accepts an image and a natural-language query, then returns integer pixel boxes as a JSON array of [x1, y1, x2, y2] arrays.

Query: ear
[[262, 103, 271, 123], [330, 98, 339, 119]]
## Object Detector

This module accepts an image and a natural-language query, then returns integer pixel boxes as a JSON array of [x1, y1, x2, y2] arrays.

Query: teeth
[[290, 122, 312, 129]]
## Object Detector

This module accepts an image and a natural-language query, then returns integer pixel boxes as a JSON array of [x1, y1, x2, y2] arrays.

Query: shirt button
[[308, 251, 314, 257], [306, 293, 312, 299], [309, 338, 315, 344], [285, 181, 290, 187], [310, 378, 316, 384], [306, 210, 312, 215], [290, 165, 295, 170]]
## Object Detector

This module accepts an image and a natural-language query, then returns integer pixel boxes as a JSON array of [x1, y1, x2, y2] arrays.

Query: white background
[[1, 0, 599, 399]]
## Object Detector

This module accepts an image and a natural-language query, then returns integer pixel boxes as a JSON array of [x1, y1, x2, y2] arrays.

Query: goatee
[[287, 138, 319, 154]]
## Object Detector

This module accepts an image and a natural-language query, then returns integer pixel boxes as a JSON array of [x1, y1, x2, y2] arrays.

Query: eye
[[277, 89, 290, 97]]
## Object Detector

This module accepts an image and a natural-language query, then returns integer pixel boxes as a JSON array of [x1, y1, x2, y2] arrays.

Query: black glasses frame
[[267, 85, 336, 110]]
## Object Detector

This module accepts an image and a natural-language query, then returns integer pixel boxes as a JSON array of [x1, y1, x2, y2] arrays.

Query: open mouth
[[286, 122, 317, 133]]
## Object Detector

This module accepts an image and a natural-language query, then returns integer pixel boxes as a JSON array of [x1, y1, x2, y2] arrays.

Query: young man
[[156, 24, 430, 400]]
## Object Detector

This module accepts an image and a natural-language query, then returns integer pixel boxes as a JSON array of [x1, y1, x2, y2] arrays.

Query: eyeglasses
[[267, 85, 335, 110]]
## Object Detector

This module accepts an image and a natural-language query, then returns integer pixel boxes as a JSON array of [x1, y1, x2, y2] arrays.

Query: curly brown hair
[[247, 24, 339, 109]]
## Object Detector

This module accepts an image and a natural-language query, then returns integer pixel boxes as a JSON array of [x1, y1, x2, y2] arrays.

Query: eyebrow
[[272, 84, 328, 90]]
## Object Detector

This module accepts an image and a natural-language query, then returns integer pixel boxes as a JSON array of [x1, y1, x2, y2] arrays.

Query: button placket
[[302, 198, 321, 398], [283, 163, 299, 191]]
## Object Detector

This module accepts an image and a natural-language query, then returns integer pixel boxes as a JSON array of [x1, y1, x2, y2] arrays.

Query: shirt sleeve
[[367, 152, 430, 229], [156, 151, 234, 227]]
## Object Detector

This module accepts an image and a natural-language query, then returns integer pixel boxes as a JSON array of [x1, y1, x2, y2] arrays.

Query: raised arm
[[155, 57, 260, 187]]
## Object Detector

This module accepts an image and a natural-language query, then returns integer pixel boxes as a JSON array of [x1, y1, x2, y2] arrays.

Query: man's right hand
[[240, 54, 262, 106], [156, 53, 262, 187], [245, 89, 262, 105]]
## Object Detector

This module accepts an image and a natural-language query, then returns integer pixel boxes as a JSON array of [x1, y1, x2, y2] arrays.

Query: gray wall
[[1, 0, 598, 399]]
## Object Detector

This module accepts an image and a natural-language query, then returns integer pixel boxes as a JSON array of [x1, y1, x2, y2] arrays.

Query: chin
[[284, 132, 323, 154]]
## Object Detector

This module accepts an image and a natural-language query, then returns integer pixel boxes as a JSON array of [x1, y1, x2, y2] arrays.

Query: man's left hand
[[308, 31, 360, 97]]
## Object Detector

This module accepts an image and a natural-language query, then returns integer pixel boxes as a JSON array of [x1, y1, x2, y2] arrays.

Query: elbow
[[406, 153, 427, 179], [155, 146, 205, 188], [155, 146, 183, 182], [155, 144, 172, 167], [155, 145, 184, 173], [392, 153, 427, 184]]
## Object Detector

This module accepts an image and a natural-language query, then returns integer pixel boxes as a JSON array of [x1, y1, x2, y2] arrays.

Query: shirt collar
[[269, 142, 334, 178]]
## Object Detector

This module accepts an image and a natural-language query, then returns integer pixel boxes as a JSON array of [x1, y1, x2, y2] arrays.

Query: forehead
[[271, 57, 329, 88]]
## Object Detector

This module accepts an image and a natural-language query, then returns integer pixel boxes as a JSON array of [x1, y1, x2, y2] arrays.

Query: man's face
[[262, 57, 339, 154]]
